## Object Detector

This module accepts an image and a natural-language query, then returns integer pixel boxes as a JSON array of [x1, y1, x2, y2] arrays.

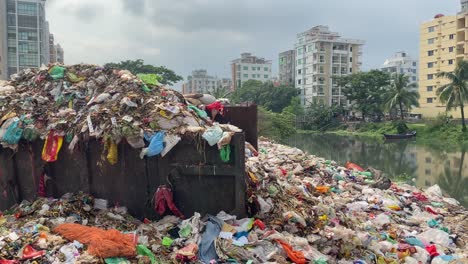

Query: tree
[[231, 80, 299, 113], [336, 70, 391, 121], [282, 97, 305, 116], [206, 85, 232, 99], [384, 74, 419, 120], [104, 59, 183, 86], [436, 60, 468, 132]]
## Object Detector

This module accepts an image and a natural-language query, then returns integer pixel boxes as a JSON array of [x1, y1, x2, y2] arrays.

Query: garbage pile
[[0, 65, 239, 161], [0, 139, 466, 263]]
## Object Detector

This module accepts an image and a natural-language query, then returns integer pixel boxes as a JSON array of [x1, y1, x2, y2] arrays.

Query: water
[[286, 133, 468, 207]]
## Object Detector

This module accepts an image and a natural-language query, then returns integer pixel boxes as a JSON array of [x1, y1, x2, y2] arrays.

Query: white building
[[182, 69, 218, 94], [295, 26, 364, 106], [380, 51, 418, 90], [231, 53, 272, 89]]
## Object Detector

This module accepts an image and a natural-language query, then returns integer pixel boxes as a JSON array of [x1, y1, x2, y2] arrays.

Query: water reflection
[[286, 133, 468, 207]]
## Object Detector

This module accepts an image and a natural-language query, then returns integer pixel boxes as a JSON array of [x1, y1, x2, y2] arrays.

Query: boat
[[383, 131, 417, 140]]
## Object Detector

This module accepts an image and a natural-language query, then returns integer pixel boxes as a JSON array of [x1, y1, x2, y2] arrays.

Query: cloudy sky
[[46, 0, 459, 88]]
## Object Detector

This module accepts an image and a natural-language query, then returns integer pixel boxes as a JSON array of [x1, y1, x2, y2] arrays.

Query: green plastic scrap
[[162, 236, 173, 247], [137, 73, 161, 86], [141, 84, 151, 93], [49, 66, 66, 80], [427, 219, 439, 227], [246, 260, 254, 264], [431, 202, 444, 207], [268, 185, 279, 196], [136, 244, 156, 264], [439, 226, 450, 233], [67, 72, 84, 83], [360, 171, 373, 178], [179, 225, 192, 238], [314, 258, 328, 264], [220, 145, 231, 163], [188, 105, 208, 118], [105, 257, 130, 264]]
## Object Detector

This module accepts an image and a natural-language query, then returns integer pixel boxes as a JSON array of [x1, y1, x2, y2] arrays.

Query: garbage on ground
[[0, 64, 239, 160], [0, 139, 466, 263]]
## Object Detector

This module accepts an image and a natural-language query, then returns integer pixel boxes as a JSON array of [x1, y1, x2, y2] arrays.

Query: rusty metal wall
[[224, 104, 258, 150], [0, 133, 246, 219]]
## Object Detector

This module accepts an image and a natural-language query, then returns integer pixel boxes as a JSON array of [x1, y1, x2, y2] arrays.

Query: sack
[[42, 131, 64, 162]]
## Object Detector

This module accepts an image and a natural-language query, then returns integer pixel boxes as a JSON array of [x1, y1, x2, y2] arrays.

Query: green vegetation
[[104, 59, 183, 86], [384, 74, 419, 120], [436, 60, 468, 131], [258, 107, 296, 142]]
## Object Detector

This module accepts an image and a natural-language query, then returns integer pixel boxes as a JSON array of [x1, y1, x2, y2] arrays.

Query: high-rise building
[[48, 33, 64, 64], [0, 0, 50, 80], [183, 69, 218, 94], [380, 51, 418, 90], [231, 53, 272, 90], [278, 49, 296, 86], [55, 43, 63, 63], [416, 1, 468, 118], [294, 26, 364, 106]]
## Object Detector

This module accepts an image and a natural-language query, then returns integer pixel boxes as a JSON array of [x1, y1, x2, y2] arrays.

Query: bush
[[392, 120, 409, 134], [427, 113, 450, 132], [258, 107, 296, 142]]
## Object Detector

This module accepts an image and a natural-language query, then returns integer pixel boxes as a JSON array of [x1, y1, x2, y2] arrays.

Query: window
[[17, 2, 37, 16], [428, 26, 435, 32], [428, 62, 434, 68], [428, 38, 435, 44], [425, 157, 432, 163], [243, 74, 248, 78], [449, 59, 454, 65], [279, 57, 284, 64], [427, 86, 433, 92], [428, 74, 433, 80], [252, 67, 256, 71], [350, 46, 353, 52], [242, 66, 248, 70], [426, 98, 433, 103], [264, 75, 268, 78], [257, 67, 260, 70], [412, 76, 417, 81], [349, 57, 352, 62], [428, 50, 434, 56], [413, 62, 417, 67], [297, 59, 302, 65], [297, 48, 303, 55], [298, 69, 302, 75], [319, 55, 325, 63], [17, 15, 38, 28], [252, 74, 256, 78], [307, 45, 313, 52], [349, 67, 353, 73], [449, 47, 454, 52], [298, 79, 302, 85], [449, 34, 454, 40], [7, 14, 16, 26], [425, 169, 431, 175], [264, 67, 268, 71]]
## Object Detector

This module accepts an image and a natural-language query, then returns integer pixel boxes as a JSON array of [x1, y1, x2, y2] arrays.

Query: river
[[286, 133, 468, 207]]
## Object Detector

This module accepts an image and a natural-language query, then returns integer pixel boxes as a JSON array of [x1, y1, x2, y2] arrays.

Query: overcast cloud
[[46, 0, 459, 88]]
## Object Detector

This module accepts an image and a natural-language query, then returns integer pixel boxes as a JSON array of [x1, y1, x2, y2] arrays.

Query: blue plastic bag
[[140, 132, 165, 158]]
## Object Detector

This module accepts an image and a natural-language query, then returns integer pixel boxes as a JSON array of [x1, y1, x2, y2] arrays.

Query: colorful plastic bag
[[106, 139, 118, 165], [49, 65, 66, 80], [137, 73, 161, 86], [140, 132, 165, 158], [41, 131, 64, 162]]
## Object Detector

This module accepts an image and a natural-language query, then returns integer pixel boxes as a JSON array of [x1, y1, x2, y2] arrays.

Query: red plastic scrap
[[425, 206, 438, 215], [253, 219, 266, 230], [425, 244, 440, 257], [413, 192, 428, 201], [153, 185, 185, 219], [21, 245, 46, 260]]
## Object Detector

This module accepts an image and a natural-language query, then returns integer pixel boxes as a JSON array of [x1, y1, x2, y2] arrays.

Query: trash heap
[[0, 139, 467, 263], [0, 65, 239, 161]]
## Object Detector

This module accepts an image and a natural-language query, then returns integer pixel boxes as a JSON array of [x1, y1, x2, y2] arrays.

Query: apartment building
[[417, 0, 468, 118], [0, 0, 51, 79], [380, 51, 418, 90], [231, 53, 272, 90], [278, 49, 296, 86], [183, 69, 218, 94], [0, 0, 7, 79], [217, 78, 232, 91], [294, 26, 364, 106]]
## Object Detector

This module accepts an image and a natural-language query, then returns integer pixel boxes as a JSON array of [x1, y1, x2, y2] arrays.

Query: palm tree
[[384, 74, 419, 120], [436, 60, 468, 132]]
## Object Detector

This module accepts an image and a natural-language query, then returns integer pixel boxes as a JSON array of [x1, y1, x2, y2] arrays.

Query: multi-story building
[[0, 0, 7, 79], [182, 69, 218, 94], [55, 43, 63, 63], [294, 26, 364, 106], [231, 52, 272, 90], [0, 0, 51, 80], [217, 78, 232, 91], [278, 49, 296, 86], [417, 0, 468, 118], [47, 34, 64, 64], [380, 51, 418, 90]]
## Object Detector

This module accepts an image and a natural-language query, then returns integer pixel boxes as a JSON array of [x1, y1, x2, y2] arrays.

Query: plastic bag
[[41, 131, 64, 162], [106, 139, 118, 165], [202, 125, 223, 146], [49, 65, 66, 79], [418, 228, 450, 246], [220, 145, 231, 162], [2, 117, 22, 144], [160, 134, 181, 157], [137, 73, 160, 86], [140, 132, 165, 158], [187, 105, 208, 118], [136, 245, 156, 264], [217, 132, 234, 149]]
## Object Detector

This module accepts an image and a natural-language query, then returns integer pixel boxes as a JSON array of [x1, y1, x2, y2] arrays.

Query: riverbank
[[299, 122, 468, 150]]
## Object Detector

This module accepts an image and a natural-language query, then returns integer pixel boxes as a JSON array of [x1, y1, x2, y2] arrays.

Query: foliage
[[104, 59, 183, 86], [231, 80, 299, 113], [436, 60, 468, 132], [258, 106, 296, 142], [427, 113, 451, 132], [282, 97, 305, 116], [384, 74, 419, 120], [206, 85, 231, 99], [336, 70, 391, 120], [392, 120, 409, 134], [300, 103, 344, 131]]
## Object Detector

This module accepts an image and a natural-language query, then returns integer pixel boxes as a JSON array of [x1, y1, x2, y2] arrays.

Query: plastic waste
[[41, 131, 63, 162], [220, 145, 231, 162], [136, 245, 156, 264], [140, 131, 165, 158], [418, 228, 451, 246], [202, 125, 223, 146], [49, 65, 66, 79]]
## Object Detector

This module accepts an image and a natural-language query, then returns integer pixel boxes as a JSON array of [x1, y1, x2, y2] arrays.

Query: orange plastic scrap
[[315, 186, 330, 194], [54, 223, 136, 258], [345, 161, 364, 172], [275, 239, 306, 264]]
